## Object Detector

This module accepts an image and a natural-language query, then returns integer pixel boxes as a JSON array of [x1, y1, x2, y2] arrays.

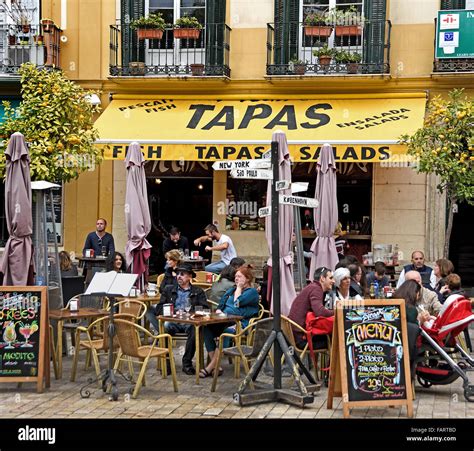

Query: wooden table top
[[158, 313, 242, 325], [49, 308, 109, 320]]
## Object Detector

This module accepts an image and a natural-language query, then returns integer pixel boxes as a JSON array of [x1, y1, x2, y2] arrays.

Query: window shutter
[[362, 0, 387, 73], [274, 0, 298, 65], [206, 0, 226, 71], [121, 0, 145, 67], [440, 0, 465, 9]]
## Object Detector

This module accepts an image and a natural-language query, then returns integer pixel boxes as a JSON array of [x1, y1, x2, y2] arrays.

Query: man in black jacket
[[146, 263, 208, 375]]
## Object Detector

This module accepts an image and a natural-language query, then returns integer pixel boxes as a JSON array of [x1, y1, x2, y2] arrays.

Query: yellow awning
[[95, 93, 427, 163]]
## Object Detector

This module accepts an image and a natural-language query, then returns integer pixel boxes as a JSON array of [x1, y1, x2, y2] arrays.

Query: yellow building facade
[[44, 0, 473, 270]]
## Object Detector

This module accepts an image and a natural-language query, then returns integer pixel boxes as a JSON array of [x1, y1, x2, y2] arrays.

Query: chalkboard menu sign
[[327, 299, 413, 418], [0, 287, 49, 392]]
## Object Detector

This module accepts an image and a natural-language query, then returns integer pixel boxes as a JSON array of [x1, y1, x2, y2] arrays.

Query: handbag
[[304, 312, 334, 371]]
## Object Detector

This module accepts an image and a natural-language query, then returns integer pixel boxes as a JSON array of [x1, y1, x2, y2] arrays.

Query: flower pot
[[41, 19, 54, 33], [21, 24, 31, 33], [173, 28, 201, 39], [304, 26, 332, 37], [318, 56, 332, 69], [190, 63, 205, 76], [129, 61, 146, 76], [8, 35, 17, 45], [136, 28, 164, 40], [346, 62, 359, 74], [293, 64, 306, 75], [335, 25, 362, 37], [34, 35, 44, 45]]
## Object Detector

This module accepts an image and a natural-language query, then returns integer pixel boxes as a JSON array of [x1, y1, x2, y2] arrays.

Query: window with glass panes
[[149, 0, 206, 48]]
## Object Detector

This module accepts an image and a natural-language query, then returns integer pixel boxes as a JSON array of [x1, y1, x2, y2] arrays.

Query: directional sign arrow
[[230, 168, 273, 180], [276, 180, 291, 191], [279, 195, 319, 208], [212, 160, 271, 171], [258, 206, 271, 218]]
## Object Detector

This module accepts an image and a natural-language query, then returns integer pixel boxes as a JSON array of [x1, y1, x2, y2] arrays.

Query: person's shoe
[[182, 366, 196, 375]]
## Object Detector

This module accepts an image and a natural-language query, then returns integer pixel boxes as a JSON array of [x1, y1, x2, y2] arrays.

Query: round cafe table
[[182, 258, 209, 271]]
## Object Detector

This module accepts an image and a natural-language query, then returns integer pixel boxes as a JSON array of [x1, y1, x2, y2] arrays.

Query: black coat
[[156, 283, 208, 315]]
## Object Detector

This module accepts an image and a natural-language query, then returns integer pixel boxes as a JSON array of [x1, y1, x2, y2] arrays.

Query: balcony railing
[[0, 23, 61, 76], [109, 23, 231, 77], [266, 20, 391, 76], [433, 18, 474, 73]]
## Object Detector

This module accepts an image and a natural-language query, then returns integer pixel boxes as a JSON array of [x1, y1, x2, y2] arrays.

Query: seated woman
[[160, 250, 182, 293], [208, 264, 236, 303], [199, 264, 260, 378], [348, 263, 367, 298], [106, 252, 126, 273], [59, 251, 78, 276], [330, 267, 363, 306], [393, 280, 431, 367]]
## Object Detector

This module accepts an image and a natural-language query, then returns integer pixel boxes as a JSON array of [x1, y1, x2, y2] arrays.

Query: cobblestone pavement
[[1, 348, 473, 420]]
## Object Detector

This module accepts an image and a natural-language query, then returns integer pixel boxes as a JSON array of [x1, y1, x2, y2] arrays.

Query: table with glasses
[[77, 256, 108, 273], [157, 312, 243, 385], [182, 257, 209, 272], [49, 307, 108, 379]]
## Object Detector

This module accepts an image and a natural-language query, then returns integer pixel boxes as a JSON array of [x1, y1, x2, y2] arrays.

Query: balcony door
[[146, 0, 206, 69], [299, 0, 363, 62]]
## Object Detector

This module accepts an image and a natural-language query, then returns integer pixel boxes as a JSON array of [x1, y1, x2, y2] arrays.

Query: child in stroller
[[415, 293, 474, 401]]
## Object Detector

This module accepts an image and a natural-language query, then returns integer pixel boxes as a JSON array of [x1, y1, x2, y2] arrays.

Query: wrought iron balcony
[[266, 20, 391, 76], [433, 18, 474, 73], [109, 23, 231, 77], [0, 23, 61, 76]]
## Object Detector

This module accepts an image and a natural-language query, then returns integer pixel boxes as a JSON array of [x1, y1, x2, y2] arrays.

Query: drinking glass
[[184, 304, 192, 316], [195, 306, 203, 315], [203, 308, 211, 318], [101, 246, 107, 257], [184, 249, 189, 258]]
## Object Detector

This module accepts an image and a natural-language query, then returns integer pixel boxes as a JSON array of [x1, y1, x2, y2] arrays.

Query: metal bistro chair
[[211, 317, 273, 392], [114, 318, 178, 399]]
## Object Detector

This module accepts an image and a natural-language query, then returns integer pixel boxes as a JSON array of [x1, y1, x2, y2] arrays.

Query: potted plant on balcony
[[303, 11, 332, 37], [130, 12, 168, 40], [3, 0, 34, 33], [41, 19, 55, 33], [289, 57, 306, 75], [326, 6, 365, 37], [313, 44, 335, 69], [173, 15, 203, 39], [335, 50, 362, 73], [190, 63, 205, 76]]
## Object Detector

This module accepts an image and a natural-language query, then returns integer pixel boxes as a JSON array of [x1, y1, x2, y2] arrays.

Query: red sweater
[[288, 281, 334, 340]]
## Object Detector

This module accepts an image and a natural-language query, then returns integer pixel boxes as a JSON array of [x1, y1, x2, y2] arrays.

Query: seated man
[[194, 224, 237, 274], [145, 262, 209, 375], [162, 227, 190, 255], [83, 218, 115, 257], [396, 250, 436, 289], [366, 261, 390, 289], [288, 267, 335, 350], [405, 270, 442, 316]]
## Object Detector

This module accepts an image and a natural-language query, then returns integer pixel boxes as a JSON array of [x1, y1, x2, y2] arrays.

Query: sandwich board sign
[[0, 287, 50, 393], [327, 299, 413, 418]]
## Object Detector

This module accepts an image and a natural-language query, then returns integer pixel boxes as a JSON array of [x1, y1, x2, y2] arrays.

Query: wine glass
[[184, 304, 192, 317], [101, 246, 107, 257]]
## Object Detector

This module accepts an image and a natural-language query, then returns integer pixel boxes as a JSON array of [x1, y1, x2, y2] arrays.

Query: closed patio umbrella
[[125, 142, 152, 292], [0, 132, 34, 285], [309, 143, 339, 280], [265, 130, 296, 316]]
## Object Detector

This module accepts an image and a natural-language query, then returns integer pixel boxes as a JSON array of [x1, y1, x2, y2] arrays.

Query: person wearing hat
[[332, 267, 363, 303], [146, 262, 209, 375]]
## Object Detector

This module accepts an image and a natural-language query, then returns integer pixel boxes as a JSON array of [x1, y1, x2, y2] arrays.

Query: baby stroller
[[415, 294, 474, 401]]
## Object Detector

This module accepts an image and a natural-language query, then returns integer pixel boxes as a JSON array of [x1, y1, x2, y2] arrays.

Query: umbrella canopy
[[309, 143, 339, 280], [0, 132, 34, 285], [265, 130, 296, 316], [125, 142, 152, 291]]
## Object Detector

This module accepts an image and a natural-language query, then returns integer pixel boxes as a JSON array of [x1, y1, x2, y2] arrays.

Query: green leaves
[[0, 63, 103, 182]]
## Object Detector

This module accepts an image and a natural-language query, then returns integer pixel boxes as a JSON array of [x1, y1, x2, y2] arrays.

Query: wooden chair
[[281, 315, 331, 381], [211, 317, 273, 392], [70, 315, 119, 384], [113, 318, 178, 398], [115, 299, 147, 320]]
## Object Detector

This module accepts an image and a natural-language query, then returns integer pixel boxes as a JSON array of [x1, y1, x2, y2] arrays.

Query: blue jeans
[[205, 260, 227, 274]]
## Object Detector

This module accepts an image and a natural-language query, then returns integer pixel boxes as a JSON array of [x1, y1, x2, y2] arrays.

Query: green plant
[[174, 15, 203, 29], [289, 57, 306, 65], [334, 50, 362, 63], [400, 89, 474, 257], [130, 12, 168, 30], [312, 44, 336, 58], [303, 11, 329, 26], [326, 6, 365, 26], [0, 63, 102, 182]]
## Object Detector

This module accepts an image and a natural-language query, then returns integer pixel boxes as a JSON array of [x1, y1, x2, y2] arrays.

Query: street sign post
[[212, 160, 271, 170], [230, 168, 273, 180], [279, 195, 319, 208]]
